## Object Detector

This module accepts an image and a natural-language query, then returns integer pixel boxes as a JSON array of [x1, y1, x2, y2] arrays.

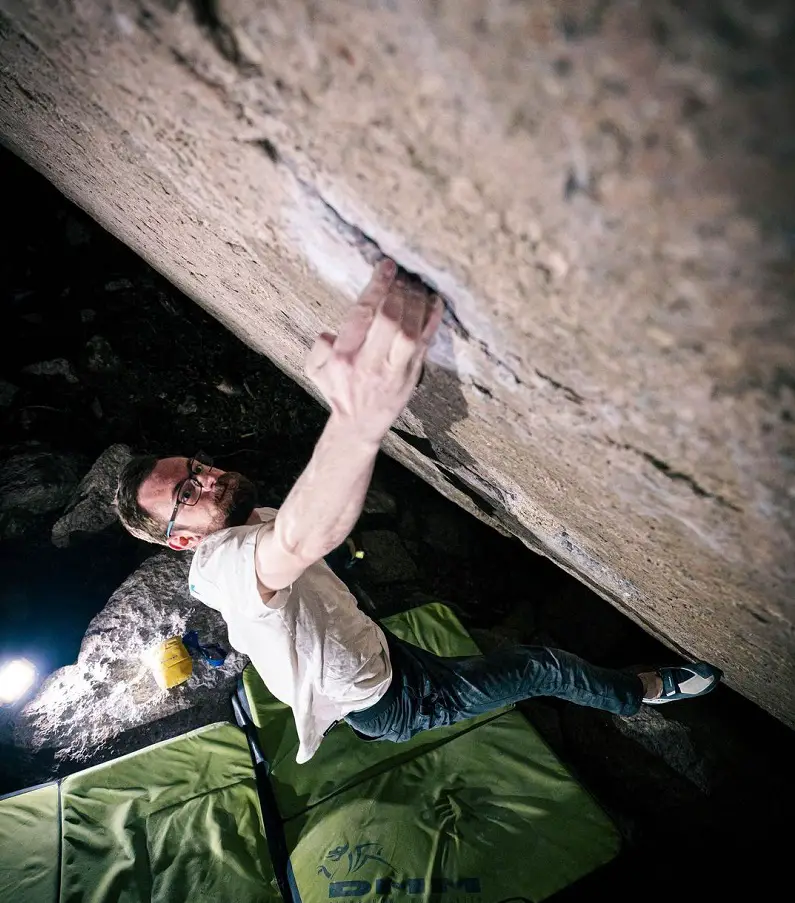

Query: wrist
[[325, 412, 383, 453]]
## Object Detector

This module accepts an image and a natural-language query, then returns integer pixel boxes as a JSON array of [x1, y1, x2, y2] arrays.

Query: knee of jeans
[[436, 681, 482, 715], [420, 692, 454, 729]]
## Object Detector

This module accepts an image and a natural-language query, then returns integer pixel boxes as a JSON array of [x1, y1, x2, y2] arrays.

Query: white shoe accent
[[643, 668, 715, 704]]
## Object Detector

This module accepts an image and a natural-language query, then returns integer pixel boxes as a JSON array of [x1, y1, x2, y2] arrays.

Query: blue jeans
[[345, 629, 643, 742]]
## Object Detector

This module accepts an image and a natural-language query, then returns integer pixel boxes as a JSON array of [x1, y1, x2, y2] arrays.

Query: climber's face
[[138, 456, 258, 550]]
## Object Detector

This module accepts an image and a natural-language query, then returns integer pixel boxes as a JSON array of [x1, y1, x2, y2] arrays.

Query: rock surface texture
[[14, 550, 246, 763], [0, 0, 793, 724], [51, 443, 132, 548]]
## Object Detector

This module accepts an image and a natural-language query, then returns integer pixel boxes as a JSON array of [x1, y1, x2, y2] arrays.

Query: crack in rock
[[534, 369, 585, 404], [186, 0, 261, 77], [608, 439, 742, 511], [246, 137, 530, 392]]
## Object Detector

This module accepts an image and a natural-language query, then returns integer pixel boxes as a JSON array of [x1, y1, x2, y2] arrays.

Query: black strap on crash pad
[[231, 681, 297, 903]]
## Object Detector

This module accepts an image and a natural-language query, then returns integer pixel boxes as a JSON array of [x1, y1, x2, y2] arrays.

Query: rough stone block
[[360, 530, 420, 585], [0, 0, 792, 725]]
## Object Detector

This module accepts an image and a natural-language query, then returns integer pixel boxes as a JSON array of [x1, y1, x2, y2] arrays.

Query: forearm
[[273, 413, 380, 564]]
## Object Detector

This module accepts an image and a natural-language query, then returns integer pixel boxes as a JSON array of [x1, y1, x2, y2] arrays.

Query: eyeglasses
[[165, 452, 214, 539]]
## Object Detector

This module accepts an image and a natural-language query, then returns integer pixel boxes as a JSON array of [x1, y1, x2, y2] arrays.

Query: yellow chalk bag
[[146, 636, 193, 690]]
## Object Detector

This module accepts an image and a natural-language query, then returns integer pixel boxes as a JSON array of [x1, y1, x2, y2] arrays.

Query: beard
[[213, 471, 259, 529]]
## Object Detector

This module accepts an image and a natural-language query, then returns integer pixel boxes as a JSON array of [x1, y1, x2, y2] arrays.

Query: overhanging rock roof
[[0, 0, 792, 725]]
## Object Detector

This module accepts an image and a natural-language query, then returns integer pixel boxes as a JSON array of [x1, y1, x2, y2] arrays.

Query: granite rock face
[[51, 443, 133, 548], [0, 448, 84, 540], [14, 551, 246, 762], [0, 0, 793, 724]]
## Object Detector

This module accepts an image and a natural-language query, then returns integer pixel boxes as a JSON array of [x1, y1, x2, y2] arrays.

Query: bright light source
[[0, 658, 37, 704]]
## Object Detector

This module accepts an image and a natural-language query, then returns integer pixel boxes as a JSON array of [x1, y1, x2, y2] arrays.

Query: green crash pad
[[0, 782, 60, 903], [242, 601, 511, 817], [243, 601, 621, 901], [0, 602, 620, 903], [0, 724, 280, 903]]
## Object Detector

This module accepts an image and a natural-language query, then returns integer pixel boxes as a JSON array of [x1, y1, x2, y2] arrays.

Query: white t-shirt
[[188, 507, 392, 763]]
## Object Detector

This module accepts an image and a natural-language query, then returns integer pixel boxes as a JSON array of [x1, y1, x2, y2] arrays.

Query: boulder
[[362, 487, 398, 518], [85, 335, 122, 372], [613, 707, 710, 792], [0, 448, 83, 540], [417, 493, 477, 560], [51, 443, 133, 547], [359, 530, 420, 585], [21, 359, 79, 384], [0, 381, 18, 407], [14, 551, 246, 762], [0, 0, 793, 725]]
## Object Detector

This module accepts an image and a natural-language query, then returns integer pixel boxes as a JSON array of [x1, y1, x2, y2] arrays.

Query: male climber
[[116, 259, 721, 764]]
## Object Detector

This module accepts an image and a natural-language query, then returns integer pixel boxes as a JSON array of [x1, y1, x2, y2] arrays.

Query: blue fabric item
[[182, 630, 227, 668], [345, 629, 643, 742]]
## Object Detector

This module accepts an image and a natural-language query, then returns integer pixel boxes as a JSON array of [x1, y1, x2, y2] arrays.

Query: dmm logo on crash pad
[[329, 877, 482, 897]]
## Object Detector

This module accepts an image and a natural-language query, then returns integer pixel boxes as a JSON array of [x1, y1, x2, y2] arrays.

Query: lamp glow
[[0, 658, 37, 704]]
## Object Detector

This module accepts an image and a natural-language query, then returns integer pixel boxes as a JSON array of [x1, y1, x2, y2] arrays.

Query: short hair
[[115, 454, 168, 545]]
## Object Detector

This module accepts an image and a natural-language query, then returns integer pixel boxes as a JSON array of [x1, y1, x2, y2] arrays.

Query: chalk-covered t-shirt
[[188, 507, 392, 763]]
